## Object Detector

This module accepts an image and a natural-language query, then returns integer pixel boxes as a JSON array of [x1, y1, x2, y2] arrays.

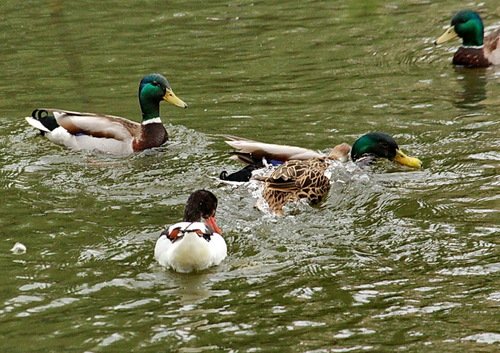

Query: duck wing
[[224, 135, 323, 164], [38, 108, 141, 141], [255, 159, 328, 192], [484, 28, 500, 64]]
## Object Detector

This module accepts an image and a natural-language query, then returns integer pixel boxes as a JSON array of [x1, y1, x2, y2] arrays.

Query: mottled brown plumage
[[254, 158, 332, 215]]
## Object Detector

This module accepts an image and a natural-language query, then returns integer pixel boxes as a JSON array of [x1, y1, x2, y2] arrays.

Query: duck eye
[[152, 81, 160, 87]]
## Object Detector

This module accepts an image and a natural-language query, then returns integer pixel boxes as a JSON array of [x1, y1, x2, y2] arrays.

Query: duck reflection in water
[[453, 68, 487, 110]]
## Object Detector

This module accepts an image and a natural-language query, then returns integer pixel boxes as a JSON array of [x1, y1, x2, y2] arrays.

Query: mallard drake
[[221, 132, 422, 214], [25, 73, 188, 155], [435, 10, 500, 67], [154, 190, 227, 273], [349, 132, 422, 168]]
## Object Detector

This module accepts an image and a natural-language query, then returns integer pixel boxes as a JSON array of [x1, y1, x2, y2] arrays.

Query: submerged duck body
[[25, 74, 188, 155], [154, 190, 227, 273], [221, 132, 422, 215], [435, 10, 500, 67]]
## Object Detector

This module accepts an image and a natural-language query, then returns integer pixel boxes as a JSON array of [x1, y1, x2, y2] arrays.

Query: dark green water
[[1, 1, 499, 352]]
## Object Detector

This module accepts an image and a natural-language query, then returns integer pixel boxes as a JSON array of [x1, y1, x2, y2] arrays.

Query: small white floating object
[[11, 242, 27, 254]]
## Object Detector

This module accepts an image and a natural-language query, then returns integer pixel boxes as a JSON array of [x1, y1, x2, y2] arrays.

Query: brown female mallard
[[253, 158, 333, 215]]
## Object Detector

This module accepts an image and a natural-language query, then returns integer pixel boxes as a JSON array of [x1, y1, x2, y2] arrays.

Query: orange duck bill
[[205, 216, 223, 235]]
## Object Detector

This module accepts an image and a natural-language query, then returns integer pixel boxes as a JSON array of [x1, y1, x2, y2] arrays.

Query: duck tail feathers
[[220, 164, 259, 182], [25, 109, 60, 133]]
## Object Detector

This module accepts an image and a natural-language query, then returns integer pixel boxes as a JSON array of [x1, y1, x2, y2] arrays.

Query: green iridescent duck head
[[435, 10, 484, 47], [350, 132, 422, 169], [138, 73, 188, 120]]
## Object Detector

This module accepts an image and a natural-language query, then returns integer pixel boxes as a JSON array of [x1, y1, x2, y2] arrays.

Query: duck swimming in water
[[221, 132, 422, 215], [154, 190, 227, 273], [221, 132, 421, 181], [25, 73, 188, 155], [435, 10, 500, 67]]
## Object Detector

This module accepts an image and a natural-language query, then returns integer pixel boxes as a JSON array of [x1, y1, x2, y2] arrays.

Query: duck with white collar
[[25, 73, 188, 156], [154, 190, 227, 273]]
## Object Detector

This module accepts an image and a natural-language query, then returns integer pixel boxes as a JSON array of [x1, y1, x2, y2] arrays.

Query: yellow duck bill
[[393, 149, 422, 169], [435, 26, 458, 45], [163, 89, 188, 108]]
